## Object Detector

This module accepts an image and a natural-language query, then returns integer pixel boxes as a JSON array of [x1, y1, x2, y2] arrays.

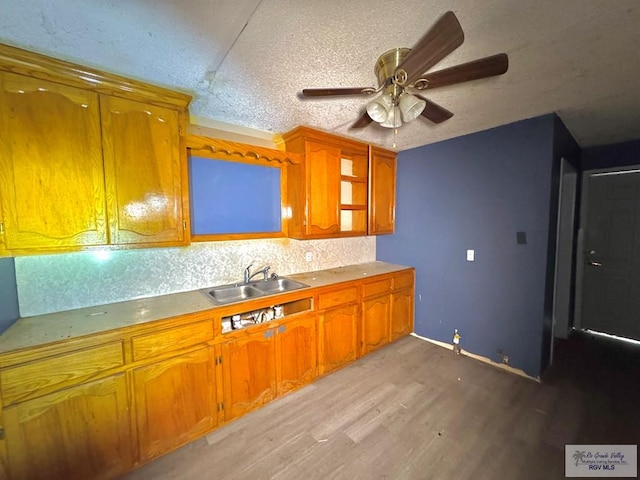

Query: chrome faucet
[[244, 262, 271, 283]]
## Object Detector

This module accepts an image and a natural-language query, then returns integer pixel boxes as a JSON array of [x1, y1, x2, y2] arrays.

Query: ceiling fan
[[301, 11, 509, 130]]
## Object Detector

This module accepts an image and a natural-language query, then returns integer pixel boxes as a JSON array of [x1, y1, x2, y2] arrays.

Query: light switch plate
[[466, 249, 475, 261]]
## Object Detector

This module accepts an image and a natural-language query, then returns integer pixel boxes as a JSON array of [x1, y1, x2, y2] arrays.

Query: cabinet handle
[[264, 329, 274, 339], [0, 222, 4, 235], [277, 325, 287, 334]]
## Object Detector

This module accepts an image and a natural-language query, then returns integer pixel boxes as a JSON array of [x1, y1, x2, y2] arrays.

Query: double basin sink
[[201, 277, 309, 305]]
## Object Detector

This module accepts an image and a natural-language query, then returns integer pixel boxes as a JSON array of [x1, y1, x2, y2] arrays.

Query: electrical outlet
[[497, 349, 509, 365], [305, 251, 313, 262], [466, 249, 475, 261]]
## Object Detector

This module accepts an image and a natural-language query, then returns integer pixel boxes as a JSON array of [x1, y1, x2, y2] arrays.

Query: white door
[[577, 168, 640, 341]]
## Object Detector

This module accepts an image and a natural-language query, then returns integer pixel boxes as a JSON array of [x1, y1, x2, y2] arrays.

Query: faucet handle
[[243, 261, 255, 283]]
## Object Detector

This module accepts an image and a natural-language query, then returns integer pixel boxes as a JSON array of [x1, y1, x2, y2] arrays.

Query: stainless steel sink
[[250, 277, 309, 294], [205, 284, 263, 305], [201, 277, 309, 305]]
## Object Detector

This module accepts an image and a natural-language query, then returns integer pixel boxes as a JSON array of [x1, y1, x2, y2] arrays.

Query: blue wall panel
[[582, 138, 640, 171], [378, 115, 559, 377], [189, 157, 281, 235], [0, 257, 19, 334]]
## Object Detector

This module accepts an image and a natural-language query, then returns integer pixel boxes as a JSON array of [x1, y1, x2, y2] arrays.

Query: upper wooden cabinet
[[101, 96, 186, 245], [0, 43, 191, 254], [0, 73, 108, 250], [369, 146, 397, 235], [282, 128, 369, 238], [280, 126, 396, 238]]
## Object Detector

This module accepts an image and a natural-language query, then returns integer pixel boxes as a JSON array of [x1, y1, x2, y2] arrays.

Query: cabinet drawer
[[132, 320, 214, 361], [0, 342, 124, 405], [393, 271, 414, 290], [318, 286, 358, 310], [363, 278, 391, 298]]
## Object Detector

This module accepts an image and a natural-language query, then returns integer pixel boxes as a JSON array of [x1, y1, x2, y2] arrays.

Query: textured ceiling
[[1, 0, 640, 151]]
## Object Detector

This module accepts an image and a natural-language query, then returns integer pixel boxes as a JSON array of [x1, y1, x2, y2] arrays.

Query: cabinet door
[[0, 73, 107, 250], [368, 146, 396, 235], [221, 328, 277, 421], [362, 294, 391, 356], [275, 315, 317, 395], [391, 287, 414, 341], [132, 347, 217, 463], [306, 140, 341, 236], [3, 374, 131, 480], [318, 303, 358, 375], [101, 95, 186, 246]]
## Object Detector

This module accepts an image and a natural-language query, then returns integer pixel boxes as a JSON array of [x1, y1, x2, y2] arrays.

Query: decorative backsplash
[[15, 237, 376, 317]]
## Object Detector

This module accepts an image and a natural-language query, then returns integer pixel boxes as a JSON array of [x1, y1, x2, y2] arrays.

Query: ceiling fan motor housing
[[375, 47, 411, 88]]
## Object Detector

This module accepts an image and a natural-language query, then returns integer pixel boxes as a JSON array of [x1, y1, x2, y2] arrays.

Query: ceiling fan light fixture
[[380, 105, 402, 128], [366, 94, 393, 123], [399, 93, 426, 122]]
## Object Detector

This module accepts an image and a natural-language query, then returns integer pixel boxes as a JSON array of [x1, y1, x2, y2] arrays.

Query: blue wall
[[582, 138, 640, 171], [0, 257, 20, 334], [378, 115, 564, 377]]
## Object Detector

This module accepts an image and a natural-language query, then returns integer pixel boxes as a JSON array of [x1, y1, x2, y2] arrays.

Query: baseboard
[[410, 333, 540, 382]]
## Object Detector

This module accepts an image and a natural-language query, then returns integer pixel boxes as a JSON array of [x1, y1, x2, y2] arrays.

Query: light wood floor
[[121, 333, 640, 480]]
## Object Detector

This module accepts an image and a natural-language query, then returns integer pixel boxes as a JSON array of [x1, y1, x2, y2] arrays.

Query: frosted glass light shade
[[380, 105, 402, 128], [366, 94, 393, 123], [399, 93, 426, 122]]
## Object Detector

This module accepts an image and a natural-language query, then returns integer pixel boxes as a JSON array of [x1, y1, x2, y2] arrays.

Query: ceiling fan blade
[[396, 11, 464, 85], [420, 53, 508, 89], [415, 95, 453, 124], [350, 111, 374, 129], [302, 87, 374, 97]]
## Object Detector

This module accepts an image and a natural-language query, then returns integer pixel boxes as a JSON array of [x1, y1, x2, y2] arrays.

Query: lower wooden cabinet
[[221, 327, 278, 421], [132, 347, 218, 463], [391, 287, 414, 341], [221, 313, 317, 421], [0, 268, 414, 480], [318, 303, 358, 375], [2, 374, 132, 480], [391, 270, 415, 341], [275, 314, 317, 396], [361, 294, 391, 356]]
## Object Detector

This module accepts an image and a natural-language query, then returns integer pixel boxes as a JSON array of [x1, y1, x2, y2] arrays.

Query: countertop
[[0, 261, 411, 354]]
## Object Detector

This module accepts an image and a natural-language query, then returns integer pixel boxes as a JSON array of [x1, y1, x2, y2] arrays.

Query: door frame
[[552, 158, 578, 344]]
